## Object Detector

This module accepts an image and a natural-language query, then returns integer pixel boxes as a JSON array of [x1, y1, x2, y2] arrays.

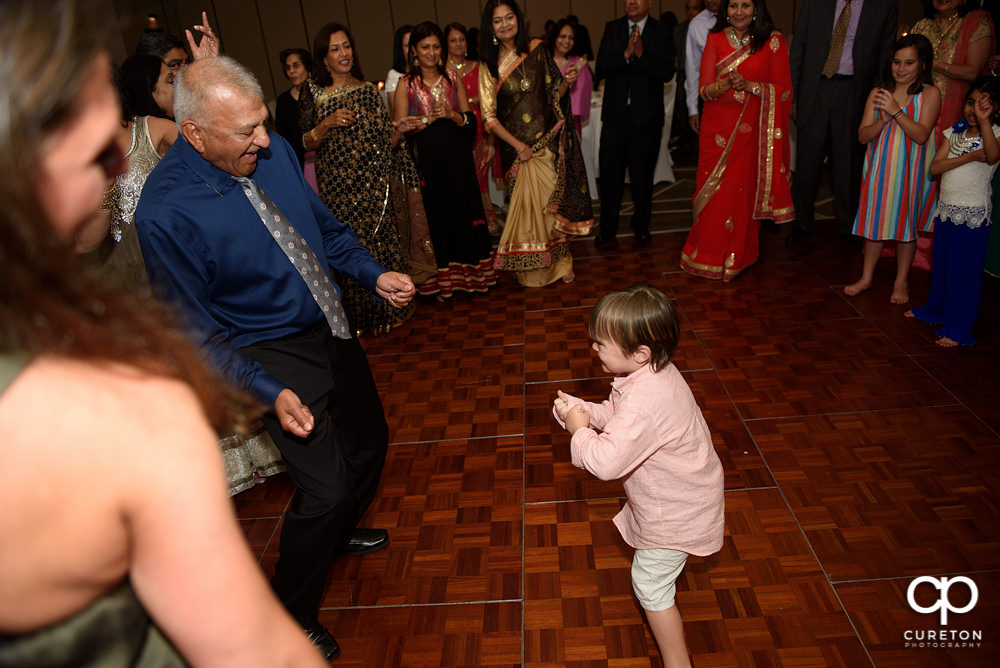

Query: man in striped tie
[[136, 56, 415, 662]]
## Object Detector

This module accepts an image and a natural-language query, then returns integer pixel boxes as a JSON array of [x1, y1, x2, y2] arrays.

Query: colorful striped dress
[[853, 89, 938, 242]]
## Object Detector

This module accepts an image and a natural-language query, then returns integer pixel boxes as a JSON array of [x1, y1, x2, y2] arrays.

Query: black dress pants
[[241, 320, 388, 627], [792, 77, 864, 234], [598, 113, 663, 239]]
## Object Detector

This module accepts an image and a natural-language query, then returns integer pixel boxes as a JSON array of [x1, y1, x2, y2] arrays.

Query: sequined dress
[[97, 116, 159, 299], [301, 79, 415, 334]]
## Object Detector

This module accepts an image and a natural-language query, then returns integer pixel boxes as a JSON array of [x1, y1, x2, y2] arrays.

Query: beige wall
[[110, 1, 922, 106]]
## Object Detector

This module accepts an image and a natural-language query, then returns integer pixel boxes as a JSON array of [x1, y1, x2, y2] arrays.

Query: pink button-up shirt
[[554, 363, 724, 555]]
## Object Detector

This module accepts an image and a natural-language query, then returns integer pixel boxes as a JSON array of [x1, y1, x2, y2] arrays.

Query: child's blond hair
[[588, 284, 680, 372]]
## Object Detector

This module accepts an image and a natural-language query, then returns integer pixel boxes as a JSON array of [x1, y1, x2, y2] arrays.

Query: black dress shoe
[[593, 233, 617, 248], [785, 226, 812, 244], [344, 528, 389, 555], [634, 231, 652, 247], [303, 625, 341, 662]]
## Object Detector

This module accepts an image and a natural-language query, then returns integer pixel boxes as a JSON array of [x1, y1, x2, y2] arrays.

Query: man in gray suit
[[787, 0, 897, 242]]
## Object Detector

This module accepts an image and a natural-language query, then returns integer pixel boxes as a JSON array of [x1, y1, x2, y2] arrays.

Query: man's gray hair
[[174, 55, 263, 127]]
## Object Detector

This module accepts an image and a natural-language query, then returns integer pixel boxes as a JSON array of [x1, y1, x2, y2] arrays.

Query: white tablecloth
[[580, 75, 677, 198]]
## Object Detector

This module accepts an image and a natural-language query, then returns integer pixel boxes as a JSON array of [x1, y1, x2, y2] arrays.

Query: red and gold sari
[[448, 58, 501, 234], [681, 30, 794, 281]]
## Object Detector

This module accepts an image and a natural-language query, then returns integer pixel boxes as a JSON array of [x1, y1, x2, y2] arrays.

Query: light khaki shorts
[[631, 547, 688, 611]]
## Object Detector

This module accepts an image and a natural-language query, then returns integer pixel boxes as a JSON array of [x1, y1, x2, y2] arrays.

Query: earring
[[725, 15, 730, 23], [438, 57, 443, 66], [492, 32, 498, 45]]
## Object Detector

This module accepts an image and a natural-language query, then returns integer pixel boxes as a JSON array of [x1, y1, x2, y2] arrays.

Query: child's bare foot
[[843, 279, 872, 296], [561, 273, 576, 284], [890, 283, 909, 304], [904, 309, 916, 318], [935, 336, 959, 348]]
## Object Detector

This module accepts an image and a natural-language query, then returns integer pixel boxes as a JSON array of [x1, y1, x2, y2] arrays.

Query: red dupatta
[[939, 10, 996, 135]]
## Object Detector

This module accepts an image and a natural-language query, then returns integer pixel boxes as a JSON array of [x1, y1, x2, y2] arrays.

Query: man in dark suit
[[595, 0, 675, 247], [788, 0, 898, 242]]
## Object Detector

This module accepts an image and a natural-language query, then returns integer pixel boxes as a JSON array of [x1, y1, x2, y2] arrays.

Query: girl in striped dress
[[845, 35, 940, 304]]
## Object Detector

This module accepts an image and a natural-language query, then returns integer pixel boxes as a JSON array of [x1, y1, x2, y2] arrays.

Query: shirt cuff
[[253, 374, 288, 409]]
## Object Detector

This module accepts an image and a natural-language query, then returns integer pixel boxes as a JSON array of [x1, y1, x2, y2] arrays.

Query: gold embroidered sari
[[480, 40, 592, 286]]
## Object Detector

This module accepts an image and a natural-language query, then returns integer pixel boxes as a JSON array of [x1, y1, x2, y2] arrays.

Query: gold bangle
[[309, 127, 320, 143], [715, 80, 723, 96]]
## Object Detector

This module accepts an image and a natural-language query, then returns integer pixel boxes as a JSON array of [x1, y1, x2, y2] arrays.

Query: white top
[[685, 8, 717, 117], [381, 68, 404, 109], [938, 124, 1000, 228]]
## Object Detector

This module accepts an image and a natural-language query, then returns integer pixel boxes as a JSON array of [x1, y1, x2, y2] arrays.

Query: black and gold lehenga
[[480, 40, 592, 287], [300, 79, 415, 334]]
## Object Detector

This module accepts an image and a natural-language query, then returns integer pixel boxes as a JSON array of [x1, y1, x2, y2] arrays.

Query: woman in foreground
[[0, 2, 324, 665]]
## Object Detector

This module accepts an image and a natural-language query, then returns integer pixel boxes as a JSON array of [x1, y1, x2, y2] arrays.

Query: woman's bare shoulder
[[2, 356, 212, 457], [146, 115, 178, 153]]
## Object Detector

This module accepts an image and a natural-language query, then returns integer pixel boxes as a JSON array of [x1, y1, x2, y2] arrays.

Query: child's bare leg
[[646, 605, 691, 668], [844, 239, 882, 296], [891, 240, 917, 304]]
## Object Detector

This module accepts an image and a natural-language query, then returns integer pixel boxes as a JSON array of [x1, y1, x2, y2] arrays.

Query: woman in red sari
[[445, 22, 500, 234], [681, 0, 793, 281]]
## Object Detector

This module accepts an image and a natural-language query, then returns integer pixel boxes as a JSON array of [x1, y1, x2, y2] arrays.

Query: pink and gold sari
[[681, 30, 794, 281]]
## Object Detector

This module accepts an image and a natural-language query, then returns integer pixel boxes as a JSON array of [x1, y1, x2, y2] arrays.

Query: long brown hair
[[0, 0, 256, 434]]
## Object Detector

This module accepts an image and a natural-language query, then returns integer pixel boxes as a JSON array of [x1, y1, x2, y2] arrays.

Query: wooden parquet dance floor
[[234, 226, 1000, 667]]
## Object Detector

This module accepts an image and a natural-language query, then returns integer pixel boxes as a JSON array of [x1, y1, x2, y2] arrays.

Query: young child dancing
[[907, 76, 1000, 346], [552, 284, 724, 668], [845, 34, 940, 304]]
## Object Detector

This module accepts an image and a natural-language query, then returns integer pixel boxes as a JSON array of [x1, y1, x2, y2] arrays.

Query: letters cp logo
[[906, 576, 978, 625]]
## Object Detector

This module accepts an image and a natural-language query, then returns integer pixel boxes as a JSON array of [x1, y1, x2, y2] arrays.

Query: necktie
[[234, 176, 351, 339], [629, 23, 638, 63], [823, 0, 852, 78]]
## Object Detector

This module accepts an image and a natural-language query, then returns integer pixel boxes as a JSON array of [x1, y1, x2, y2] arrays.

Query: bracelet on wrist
[[891, 109, 902, 119]]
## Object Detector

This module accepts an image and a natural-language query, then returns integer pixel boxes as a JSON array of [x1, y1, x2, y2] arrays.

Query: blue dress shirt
[[136, 132, 386, 406]]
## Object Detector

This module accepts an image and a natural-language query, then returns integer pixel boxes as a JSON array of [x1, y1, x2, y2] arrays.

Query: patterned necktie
[[823, 0, 852, 78], [629, 23, 638, 63], [233, 176, 351, 339]]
